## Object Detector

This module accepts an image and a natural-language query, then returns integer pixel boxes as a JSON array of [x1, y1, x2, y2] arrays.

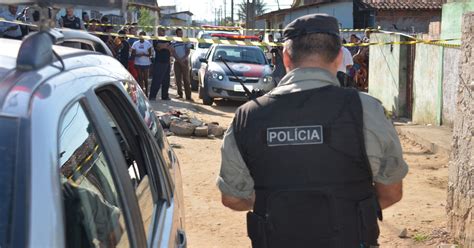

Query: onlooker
[[87, 19, 100, 32], [348, 34, 361, 56], [270, 45, 286, 85], [114, 29, 130, 69], [336, 45, 354, 87], [16, 7, 30, 37], [100, 16, 109, 32], [127, 23, 139, 46], [82, 12, 90, 29], [131, 31, 153, 94], [171, 28, 192, 100], [0, 5, 22, 39], [150, 27, 173, 101], [59, 8, 84, 30], [126, 23, 139, 80], [265, 34, 274, 61]]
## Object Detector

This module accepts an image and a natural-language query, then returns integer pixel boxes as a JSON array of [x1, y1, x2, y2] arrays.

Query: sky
[[159, 0, 294, 22]]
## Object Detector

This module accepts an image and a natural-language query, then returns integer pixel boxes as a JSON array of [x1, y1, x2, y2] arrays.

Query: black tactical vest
[[233, 86, 381, 248], [62, 16, 81, 29]]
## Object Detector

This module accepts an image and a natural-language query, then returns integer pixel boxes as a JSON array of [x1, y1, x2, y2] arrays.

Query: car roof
[[0, 38, 82, 79], [0, 37, 127, 118]]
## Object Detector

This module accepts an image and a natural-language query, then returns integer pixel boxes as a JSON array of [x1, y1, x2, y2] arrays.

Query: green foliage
[[412, 233, 430, 242], [137, 7, 155, 33], [237, 0, 267, 21]]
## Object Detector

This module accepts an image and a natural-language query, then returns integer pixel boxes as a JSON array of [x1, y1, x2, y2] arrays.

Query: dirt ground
[[152, 90, 453, 248]]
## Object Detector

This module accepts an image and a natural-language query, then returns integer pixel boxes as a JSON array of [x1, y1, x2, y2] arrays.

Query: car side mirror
[[199, 58, 208, 63], [190, 44, 195, 50], [270, 64, 275, 69]]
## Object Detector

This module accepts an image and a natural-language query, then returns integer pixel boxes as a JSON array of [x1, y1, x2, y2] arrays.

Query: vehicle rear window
[[0, 116, 19, 247]]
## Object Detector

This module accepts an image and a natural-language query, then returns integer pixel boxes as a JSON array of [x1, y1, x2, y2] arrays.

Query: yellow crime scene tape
[[0, 18, 461, 48], [85, 21, 381, 33]]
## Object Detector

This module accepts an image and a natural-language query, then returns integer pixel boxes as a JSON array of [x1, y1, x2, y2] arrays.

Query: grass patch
[[413, 233, 430, 242]]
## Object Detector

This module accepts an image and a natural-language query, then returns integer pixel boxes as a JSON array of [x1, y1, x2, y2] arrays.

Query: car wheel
[[190, 71, 198, 91], [199, 85, 213, 106]]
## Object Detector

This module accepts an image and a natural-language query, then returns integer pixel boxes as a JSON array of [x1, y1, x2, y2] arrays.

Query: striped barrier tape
[[0, 17, 379, 32], [0, 18, 461, 48], [85, 21, 381, 33]]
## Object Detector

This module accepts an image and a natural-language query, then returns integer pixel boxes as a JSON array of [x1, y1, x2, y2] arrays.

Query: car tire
[[199, 85, 213, 106]]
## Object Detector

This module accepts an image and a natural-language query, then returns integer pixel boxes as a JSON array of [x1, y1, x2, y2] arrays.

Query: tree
[[136, 7, 155, 33], [237, 0, 267, 21], [446, 12, 473, 246]]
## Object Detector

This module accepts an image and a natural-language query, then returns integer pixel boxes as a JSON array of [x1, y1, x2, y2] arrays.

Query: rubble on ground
[[155, 109, 226, 138]]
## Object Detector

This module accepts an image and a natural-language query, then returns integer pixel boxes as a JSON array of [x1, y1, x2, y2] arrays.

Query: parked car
[[0, 30, 186, 248], [189, 28, 241, 91], [58, 28, 113, 55], [197, 44, 275, 105]]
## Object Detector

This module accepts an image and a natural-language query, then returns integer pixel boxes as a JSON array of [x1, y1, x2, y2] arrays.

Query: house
[[160, 6, 194, 36], [355, 0, 445, 33], [255, 0, 354, 39]]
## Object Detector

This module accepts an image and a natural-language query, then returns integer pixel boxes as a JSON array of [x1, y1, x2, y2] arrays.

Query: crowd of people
[[339, 33, 370, 91], [0, 5, 194, 102], [264, 32, 370, 91]]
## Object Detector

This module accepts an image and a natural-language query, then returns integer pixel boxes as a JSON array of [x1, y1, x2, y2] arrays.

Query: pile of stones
[[156, 109, 225, 138]]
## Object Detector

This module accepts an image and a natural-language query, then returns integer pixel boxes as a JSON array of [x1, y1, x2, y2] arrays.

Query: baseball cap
[[283, 14, 340, 41]]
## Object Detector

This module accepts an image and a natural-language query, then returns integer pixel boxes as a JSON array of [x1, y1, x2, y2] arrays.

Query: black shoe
[[186, 98, 194, 102], [175, 95, 183, 99], [162, 97, 171, 101]]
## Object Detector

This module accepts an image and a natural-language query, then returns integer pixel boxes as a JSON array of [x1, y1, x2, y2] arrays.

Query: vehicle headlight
[[211, 72, 225, 81], [263, 75, 273, 84]]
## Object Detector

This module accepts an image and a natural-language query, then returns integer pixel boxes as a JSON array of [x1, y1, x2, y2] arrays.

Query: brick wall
[[376, 10, 442, 33]]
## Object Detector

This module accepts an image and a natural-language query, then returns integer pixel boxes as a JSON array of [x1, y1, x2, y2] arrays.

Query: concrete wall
[[375, 9, 441, 33], [412, 44, 443, 125], [441, 1, 474, 41], [442, 47, 461, 127], [284, 2, 353, 28], [368, 33, 408, 117]]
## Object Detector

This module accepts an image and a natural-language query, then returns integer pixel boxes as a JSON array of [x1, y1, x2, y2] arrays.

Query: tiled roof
[[361, 0, 445, 10]]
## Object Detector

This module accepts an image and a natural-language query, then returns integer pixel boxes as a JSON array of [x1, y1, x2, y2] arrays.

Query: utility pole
[[231, 0, 234, 25], [224, 0, 226, 25], [246, 0, 249, 34], [215, 8, 217, 25]]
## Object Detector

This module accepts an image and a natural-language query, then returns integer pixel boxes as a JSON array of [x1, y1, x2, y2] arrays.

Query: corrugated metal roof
[[361, 0, 445, 10]]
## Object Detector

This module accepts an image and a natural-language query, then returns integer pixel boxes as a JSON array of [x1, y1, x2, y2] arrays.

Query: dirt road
[[151, 92, 452, 248]]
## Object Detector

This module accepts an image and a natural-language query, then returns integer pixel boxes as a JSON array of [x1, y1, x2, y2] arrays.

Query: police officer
[[217, 14, 408, 248], [59, 7, 84, 30]]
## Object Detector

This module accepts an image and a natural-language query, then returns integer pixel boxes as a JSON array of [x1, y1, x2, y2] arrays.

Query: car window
[[0, 116, 19, 248], [96, 85, 169, 239], [58, 102, 130, 248], [212, 46, 266, 64], [121, 81, 176, 181]]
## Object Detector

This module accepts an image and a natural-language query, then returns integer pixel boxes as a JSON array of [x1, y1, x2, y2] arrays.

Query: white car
[[189, 29, 240, 90]]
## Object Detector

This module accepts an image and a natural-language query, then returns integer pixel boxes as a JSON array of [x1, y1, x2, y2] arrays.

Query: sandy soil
[[152, 91, 452, 248]]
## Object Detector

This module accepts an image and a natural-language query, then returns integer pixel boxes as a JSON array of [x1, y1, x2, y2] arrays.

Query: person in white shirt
[[336, 46, 354, 87], [0, 5, 22, 39], [131, 31, 153, 95]]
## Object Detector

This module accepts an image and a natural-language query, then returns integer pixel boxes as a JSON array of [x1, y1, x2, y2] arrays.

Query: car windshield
[[0, 116, 19, 247], [212, 46, 266, 64]]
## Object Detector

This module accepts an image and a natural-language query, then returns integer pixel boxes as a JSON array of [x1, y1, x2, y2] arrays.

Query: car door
[[198, 45, 215, 88], [57, 98, 148, 248], [91, 82, 186, 248]]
